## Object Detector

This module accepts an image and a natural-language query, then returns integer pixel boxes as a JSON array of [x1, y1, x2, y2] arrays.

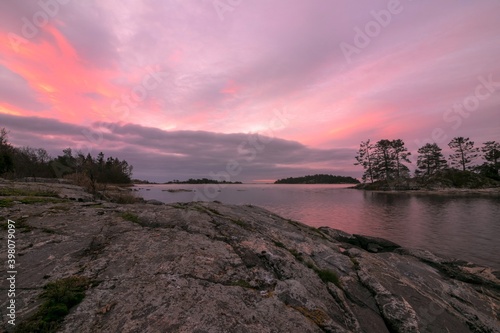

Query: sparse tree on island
[[354, 139, 375, 183], [355, 139, 411, 183], [475, 141, 500, 180], [448, 137, 479, 171], [372, 139, 395, 181], [391, 139, 412, 180], [372, 139, 411, 181], [416, 143, 447, 177], [481, 141, 500, 171]]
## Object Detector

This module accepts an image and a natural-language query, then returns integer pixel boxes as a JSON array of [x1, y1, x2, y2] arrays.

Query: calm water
[[135, 184, 500, 270]]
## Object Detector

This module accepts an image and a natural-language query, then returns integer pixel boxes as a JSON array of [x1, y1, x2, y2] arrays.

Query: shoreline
[[364, 187, 500, 196]]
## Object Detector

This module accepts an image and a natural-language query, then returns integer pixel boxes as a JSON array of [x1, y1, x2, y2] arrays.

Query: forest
[[0, 128, 133, 188]]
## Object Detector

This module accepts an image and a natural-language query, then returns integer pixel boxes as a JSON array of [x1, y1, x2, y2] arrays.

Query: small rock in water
[[146, 199, 164, 205]]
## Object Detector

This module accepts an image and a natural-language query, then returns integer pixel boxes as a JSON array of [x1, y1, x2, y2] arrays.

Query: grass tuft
[[15, 276, 91, 333], [0, 188, 59, 197], [314, 268, 341, 287], [273, 241, 286, 249], [350, 257, 360, 270], [120, 212, 140, 224], [230, 280, 253, 289]]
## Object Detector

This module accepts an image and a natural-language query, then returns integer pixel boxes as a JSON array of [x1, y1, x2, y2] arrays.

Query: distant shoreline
[[356, 187, 500, 196]]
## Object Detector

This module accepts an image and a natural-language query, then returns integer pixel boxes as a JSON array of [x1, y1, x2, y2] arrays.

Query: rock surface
[[0, 183, 499, 332]]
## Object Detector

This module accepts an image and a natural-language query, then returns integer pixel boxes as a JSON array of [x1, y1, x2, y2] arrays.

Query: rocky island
[[1, 181, 499, 333]]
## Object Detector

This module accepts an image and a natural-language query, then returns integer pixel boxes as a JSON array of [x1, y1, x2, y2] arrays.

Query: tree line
[[355, 137, 500, 183], [0, 128, 133, 186], [274, 174, 359, 184]]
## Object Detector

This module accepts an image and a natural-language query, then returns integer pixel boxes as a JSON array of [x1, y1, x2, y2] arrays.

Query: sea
[[134, 183, 500, 270]]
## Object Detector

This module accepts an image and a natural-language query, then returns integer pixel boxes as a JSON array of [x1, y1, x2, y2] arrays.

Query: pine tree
[[448, 137, 479, 171], [354, 139, 375, 183], [416, 143, 447, 176], [0, 128, 14, 175], [481, 141, 500, 170], [373, 139, 395, 181], [391, 139, 412, 179]]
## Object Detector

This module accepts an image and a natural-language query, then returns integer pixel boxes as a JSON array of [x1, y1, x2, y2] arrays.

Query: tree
[[373, 139, 396, 181], [476, 141, 500, 180], [481, 141, 500, 171], [448, 137, 479, 171], [355, 139, 412, 183], [416, 143, 447, 177], [391, 139, 412, 179], [354, 140, 375, 183], [0, 128, 14, 175], [371, 139, 411, 181]]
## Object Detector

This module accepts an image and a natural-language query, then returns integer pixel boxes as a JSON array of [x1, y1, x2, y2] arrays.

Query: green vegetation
[[314, 268, 341, 287], [230, 218, 248, 228], [355, 139, 411, 184], [18, 197, 64, 205], [448, 137, 479, 171], [415, 143, 447, 177], [0, 199, 14, 208], [273, 241, 286, 249], [0, 128, 133, 189], [15, 276, 91, 333], [120, 212, 140, 224], [192, 204, 223, 216], [355, 137, 500, 189], [105, 191, 139, 204], [419, 169, 499, 189], [0, 217, 32, 232], [165, 178, 242, 184], [230, 280, 253, 288], [274, 174, 359, 184], [0, 186, 64, 207], [350, 257, 360, 270], [0, 188, 59, 197], [0, 197, 64, 207], [279, 243, 343, 288]]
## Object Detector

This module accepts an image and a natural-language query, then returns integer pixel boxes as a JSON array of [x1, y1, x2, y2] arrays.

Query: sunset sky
[[1, 0, 499, 182]]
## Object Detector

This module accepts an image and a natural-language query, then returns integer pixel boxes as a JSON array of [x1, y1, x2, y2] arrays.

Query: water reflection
[[135, 184, 500, 269]]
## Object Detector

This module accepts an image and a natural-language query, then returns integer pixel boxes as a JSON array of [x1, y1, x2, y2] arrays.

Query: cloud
[[0, 64, 46, 112], [0, 114, 357, 182], [0, 0, 499, 179]]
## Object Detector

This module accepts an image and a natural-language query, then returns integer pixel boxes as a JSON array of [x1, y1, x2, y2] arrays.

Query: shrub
[[121, 212, 140, 224], [315, 268, 341, 288]]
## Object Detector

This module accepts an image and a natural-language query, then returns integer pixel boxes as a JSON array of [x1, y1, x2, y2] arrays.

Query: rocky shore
[[0, 181, 499, 332]]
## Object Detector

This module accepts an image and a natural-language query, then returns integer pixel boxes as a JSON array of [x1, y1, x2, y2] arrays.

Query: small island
[[164, 178, 242, 184], [274, 174, 360, 184]]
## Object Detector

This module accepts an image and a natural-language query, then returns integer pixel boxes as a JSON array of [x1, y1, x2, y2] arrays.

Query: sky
[[0, 0, 499, 182]]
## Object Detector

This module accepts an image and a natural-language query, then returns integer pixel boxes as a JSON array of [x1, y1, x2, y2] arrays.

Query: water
[[134, 184, 500, 270]]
